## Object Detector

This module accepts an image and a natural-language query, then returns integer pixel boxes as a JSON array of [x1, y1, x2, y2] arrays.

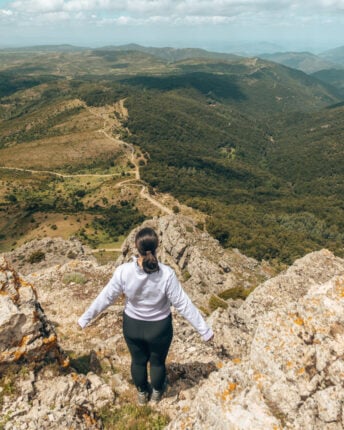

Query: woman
[[78, 227, 214, 405]]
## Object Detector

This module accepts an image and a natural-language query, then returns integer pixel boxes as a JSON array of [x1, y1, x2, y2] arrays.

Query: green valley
[[0, 45, 343, 263]]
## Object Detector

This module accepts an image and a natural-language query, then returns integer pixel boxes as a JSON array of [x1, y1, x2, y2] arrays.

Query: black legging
[[123, 312, 173, 392]]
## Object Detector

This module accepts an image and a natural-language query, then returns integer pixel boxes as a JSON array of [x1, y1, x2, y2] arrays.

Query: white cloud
[[32, 10, 71, 23], [0, 9, 13, 16], [3, 0, 344, 29], [11, 0, 64, 13], [6, 0, 305, 17]]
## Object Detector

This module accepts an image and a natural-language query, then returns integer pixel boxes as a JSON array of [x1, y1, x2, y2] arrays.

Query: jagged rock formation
[[2, 216, 344, 429], [1, 368, 114, 430], [4, 237, 94, 275], [0, 257, 114, 429], [118, 215, 271, 308], [168, 250, 344, 429], [0, 257, 64, 366]]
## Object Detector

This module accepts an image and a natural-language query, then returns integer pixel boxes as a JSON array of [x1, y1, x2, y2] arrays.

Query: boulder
[[0, 257, 65, 366], [0, 257, 114, 430], [168, 251, 344, 429]]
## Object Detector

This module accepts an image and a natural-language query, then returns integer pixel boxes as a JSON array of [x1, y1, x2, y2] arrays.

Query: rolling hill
[[0, 45, 344, 262], [320, 45, 344, 65], [259, 51, 339, 74], [97, 43, 241, 62], [311, 68, 344, 93]]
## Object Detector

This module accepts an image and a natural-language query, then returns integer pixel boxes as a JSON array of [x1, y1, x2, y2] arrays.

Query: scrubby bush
[[62, 272, 87, 285], [27, 250, 45, 264], [218, 286, 255, 301], [208, 295, 228, 312]]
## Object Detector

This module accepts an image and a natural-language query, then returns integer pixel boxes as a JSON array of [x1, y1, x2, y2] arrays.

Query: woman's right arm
[[78, 267, 123, 328]]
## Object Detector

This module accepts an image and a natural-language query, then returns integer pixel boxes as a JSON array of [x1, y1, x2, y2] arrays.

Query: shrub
[[218, 286, 256, 301], [5, 194, 17, 203], [182, 270, 191, 281], [27, 250, 45, 264], [62, 272, 87, 285], [208, 295, 228, 312], [98, 404, 169, 430]]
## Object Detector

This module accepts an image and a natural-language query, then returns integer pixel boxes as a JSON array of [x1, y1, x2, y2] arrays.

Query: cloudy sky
[[0, 0, 343, 53]]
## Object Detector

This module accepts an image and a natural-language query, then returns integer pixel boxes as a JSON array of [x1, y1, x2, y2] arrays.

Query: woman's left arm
[[166, 270, 214, 341]]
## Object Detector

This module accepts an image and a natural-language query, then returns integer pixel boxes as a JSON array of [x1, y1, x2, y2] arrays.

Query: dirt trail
[[140, 186, 173, 215], [1, 99, 173, 218]]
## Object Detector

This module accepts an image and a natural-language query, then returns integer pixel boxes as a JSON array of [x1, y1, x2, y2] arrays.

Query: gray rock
[[170, 251, 344, 429], [0, 257, 65, 365], [118, 215, 270, 308], [4, 237, 94, 276]]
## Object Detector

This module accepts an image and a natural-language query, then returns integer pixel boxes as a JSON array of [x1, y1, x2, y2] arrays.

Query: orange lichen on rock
[[334, 278, 344, 297], [293, 316, 304, 326], [19, 335, 31, 347], [14, 349, 26, 361], [71, 372, 87, 385], [217, 382, 238, 402], [61, 357, 71, 368], [43, 334, 57, 345], [82, 413, 97, 427]]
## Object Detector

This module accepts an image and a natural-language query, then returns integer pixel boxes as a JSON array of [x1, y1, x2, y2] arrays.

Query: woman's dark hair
[[135, 227, 159, 274]]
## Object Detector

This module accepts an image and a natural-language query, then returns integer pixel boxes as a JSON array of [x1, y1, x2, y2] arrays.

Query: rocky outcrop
[[0, 257, 114, 430], [168, 250, 344, 430], [0, 257, 65, 366], [3, 216, 344, 429], [4, 237, 94, 275], [118, 215, 271, 308], [237, 248, 344, 332], [1, 368, 114, 430]]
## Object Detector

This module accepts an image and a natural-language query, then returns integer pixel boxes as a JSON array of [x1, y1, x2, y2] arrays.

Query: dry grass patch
[[0, 131, 124, 170], [15, 213, 94, 246]]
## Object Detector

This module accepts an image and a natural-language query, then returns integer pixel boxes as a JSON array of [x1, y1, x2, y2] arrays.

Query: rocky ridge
[[1, 215, 344, 429], [4, 236, 95, 276], [169, 249, 344, 429]]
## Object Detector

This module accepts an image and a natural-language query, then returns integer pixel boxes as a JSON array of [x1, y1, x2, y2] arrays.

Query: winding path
[[0, 99, 173, 221]]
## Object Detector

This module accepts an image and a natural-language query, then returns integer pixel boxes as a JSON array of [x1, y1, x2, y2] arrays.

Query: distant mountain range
[[3, 42, 344, 74], [0, 44, 90, 52], [257, 47, 344, 94], [320, 46, 344, 65], [259, 51, 337, 74], [96, 43, 241, 63]]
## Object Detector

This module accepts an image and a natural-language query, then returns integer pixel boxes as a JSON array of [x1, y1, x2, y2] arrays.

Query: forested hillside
[[0, 46, 343, 262]]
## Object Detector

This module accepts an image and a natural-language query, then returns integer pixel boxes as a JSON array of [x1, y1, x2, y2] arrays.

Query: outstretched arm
[[166, 271, 214, 341], [78, 267, 123, 328]]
